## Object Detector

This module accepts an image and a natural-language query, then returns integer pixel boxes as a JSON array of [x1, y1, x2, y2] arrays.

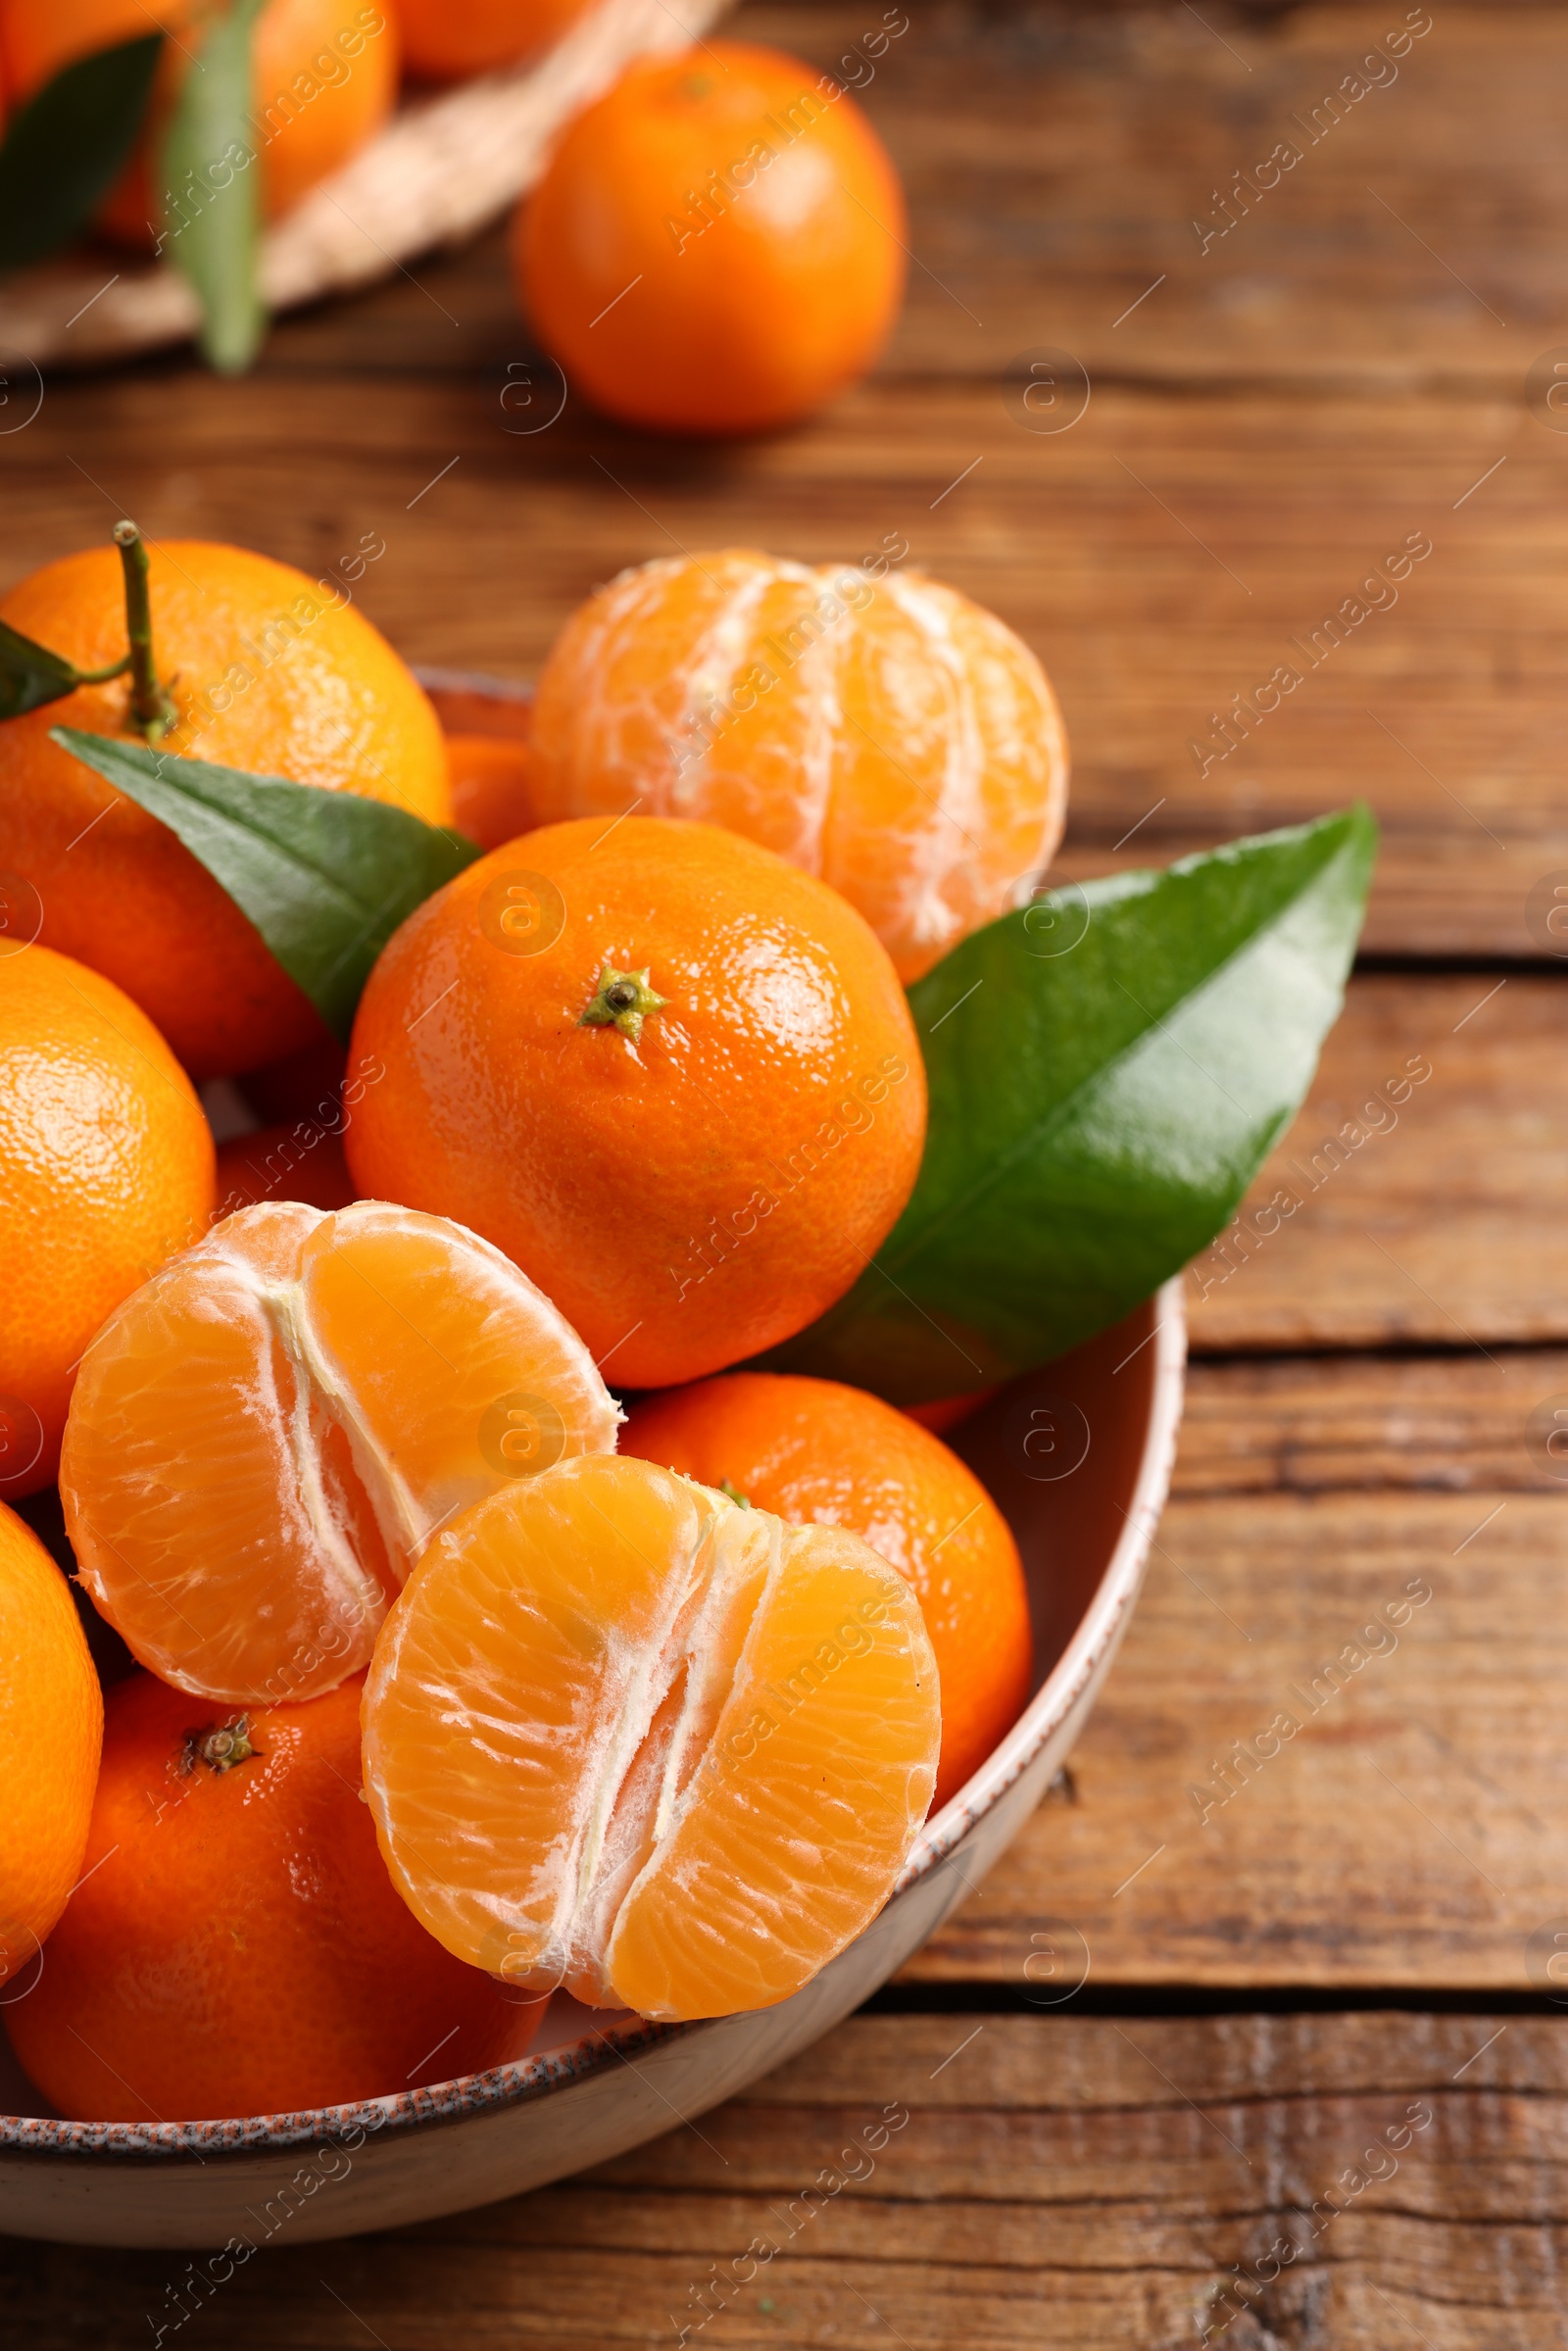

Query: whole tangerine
[[8, 1672, 540, 2123], [344, 814, 926, 1389], [514, 41, 907, 435], [0, 1501, 103, 1997], [398, 0, 588, 80], [0, 533, 451, 1077], [0, 942, 215, 1498], [528, 548, 1069, 982], [0, 0, 398, 241], [620, 1371, 1033, 1807]]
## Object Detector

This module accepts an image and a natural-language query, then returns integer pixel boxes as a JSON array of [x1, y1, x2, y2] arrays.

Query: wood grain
[[7, 2014, 1564, 2348], [1, 10, 1564, 956], [1187, 971, 1566, 1352], [905, 1346, 1568, 1987]]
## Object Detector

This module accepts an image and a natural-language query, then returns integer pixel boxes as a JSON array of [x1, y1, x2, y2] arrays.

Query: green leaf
[[760, 808, 1378, 1403], [0, 34, 162, 273], [0, 619, 83, 719], [51, 729, 483, 1042], [159, 0, 267, 372]]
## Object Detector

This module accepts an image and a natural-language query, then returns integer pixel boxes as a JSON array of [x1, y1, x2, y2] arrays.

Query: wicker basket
[[0, 0, 727, 369]]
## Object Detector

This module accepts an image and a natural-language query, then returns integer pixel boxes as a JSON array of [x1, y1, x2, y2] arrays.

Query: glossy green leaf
[[0, 34, 162, 273], [760, 808, 1377, 1403], [52, 729, 482, 1042], [159, 0, 267, 372], [0, 620, 84, 719]]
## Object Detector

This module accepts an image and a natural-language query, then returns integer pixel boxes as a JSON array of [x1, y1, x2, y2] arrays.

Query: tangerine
[[0, 1500, 103, 1998], [0, 0, 398, 240], [9, 1672, 538, 2123], [514, 42, 906, 435], [527, 550, 1069, 982], [398, 0, 588, 80], [621, 1372, 1032, 1807], [0, 942, 215, 1499], [0, 533, 451, 1076], [344, 814, 926, 1389], [61, 1199, 618, 1703], [214, 1121, 356, 1217], [363, 1452, 940, 2019], [445, 730, 535, 850]]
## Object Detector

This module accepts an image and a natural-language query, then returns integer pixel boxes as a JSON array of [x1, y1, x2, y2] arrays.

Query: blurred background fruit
[[0, 942, 215, 1499], [622, 1371, 1034, 1807], [445, 730, 535, 851], [528, 550, 1069, 982], [0, 1499, 103, 1995], [514, 41, 906, 434], [0, 0, 399, 243], [396, 0, 590, 82], [213, 1122, 357, 1215], [8, 1672, 539, 2121], [0, 538, 451, 1076], [345, 813, 927, 1387]]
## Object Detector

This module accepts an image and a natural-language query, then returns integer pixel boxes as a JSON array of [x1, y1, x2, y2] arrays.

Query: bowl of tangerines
[[0, 525, 1372, 2247]]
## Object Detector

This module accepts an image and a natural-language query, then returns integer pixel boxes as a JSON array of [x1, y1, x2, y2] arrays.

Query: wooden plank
[[905, 1343, 1568, 1987], [0, 10, 1563, 958], [6, 2014, 1564, 2347], [1187, 970, 1568, 1352], [1, 362, 1555, 957]]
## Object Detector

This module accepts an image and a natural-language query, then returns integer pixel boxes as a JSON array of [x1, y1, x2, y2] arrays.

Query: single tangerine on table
[[621, 1372, 1034, 1808], [0, 0, 398, 240], [61, 1199, 618, 1703], [0, 941, 215, 1499], [527, 551, 1069, 983], [343, 814, 927, 1389], [0, 1500, 103, 1996], [0, 532, 451, 1076], [397, 0, 589, 80], [363, 1452, 941, 2020], [514, 42, 907, 435], [9, 1673, 540, 2123]]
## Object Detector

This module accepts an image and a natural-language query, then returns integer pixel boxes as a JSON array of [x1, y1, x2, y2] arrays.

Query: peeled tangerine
[[60, 1201, 619, 1705], [363, 1454, 941, 2023], [527, 550, 1070, 983]]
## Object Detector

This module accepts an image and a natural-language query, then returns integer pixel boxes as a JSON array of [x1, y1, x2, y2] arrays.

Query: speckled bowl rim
[[0, 1227, 1185, 2162]]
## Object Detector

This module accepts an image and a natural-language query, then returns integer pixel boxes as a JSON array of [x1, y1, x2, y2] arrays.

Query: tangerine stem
[[579, 965, 668, 1040], [113, 519, 176, 743]]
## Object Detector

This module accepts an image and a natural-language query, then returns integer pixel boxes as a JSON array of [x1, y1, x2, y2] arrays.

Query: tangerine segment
[[61, 1200, 618, 1706], [362, 1455, 939, 2022]]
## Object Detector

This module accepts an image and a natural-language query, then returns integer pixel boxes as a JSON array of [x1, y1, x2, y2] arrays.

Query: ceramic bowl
[[0, 1280, 1184, 2248]]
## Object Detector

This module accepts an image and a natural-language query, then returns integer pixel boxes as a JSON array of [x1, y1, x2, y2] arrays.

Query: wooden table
[[5, 3, 1565, 2340]]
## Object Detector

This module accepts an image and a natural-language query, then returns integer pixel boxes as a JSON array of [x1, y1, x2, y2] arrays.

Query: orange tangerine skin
[[0, 540, 451, 1077], [8, 1673, 537, 2123], [528, 551, 1069, 984], [0, 1501, 103, 1994], [514, 43, 907, 436], [446, 731, 536, 850], [345, 814, 927, 1389], [399, 0, 589, 79], [0, 0, 398, 240], [621, 1373, 1033, 1808], [214, 1122, 356, 1217], [0, 943, 215, 1499]]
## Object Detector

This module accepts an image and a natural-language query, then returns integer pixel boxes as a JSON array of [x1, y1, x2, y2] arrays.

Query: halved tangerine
[[61, 1200, 619, 1706], [362, 1453, 940, 2022]]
